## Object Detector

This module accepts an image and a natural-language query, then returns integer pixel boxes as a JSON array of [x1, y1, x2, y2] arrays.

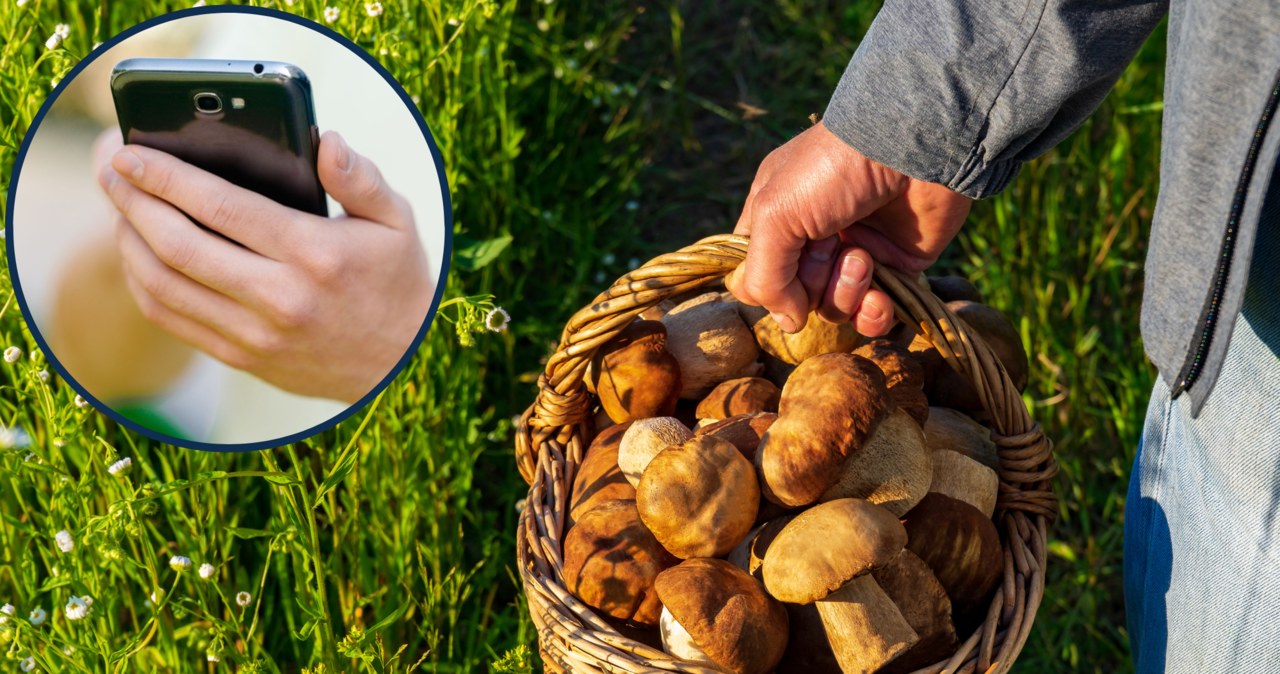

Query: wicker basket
[[515, 234, 1058, 674]]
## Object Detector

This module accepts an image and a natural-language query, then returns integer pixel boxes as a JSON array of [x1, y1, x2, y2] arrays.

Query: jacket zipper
[[1170, 71, 1280, 399]]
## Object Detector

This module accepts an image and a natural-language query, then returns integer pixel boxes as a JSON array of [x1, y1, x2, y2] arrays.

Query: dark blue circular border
[[5, 5, 453, 452]]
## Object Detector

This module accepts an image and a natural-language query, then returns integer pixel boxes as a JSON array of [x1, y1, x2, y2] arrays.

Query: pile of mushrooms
[[563, 278, 1026, 674]]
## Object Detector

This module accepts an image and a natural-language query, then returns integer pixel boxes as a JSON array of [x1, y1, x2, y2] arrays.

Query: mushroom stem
[[814, 575, 918, 674]]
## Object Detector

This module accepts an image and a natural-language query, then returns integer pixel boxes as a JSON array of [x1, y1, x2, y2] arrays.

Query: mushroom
[[695, 377, 780, 420], [873, 549, 960, 674], [902, 493, 1003, 621], [660, 293, 760, 398], [563, 499, 677, 626], [636, 435, 760, 558], [726, 514, 792, 579], [927, 275, 983, 303], [927, 301, 1029, 412], [819, 407, 932, 517], [752, 311, 861, 365], [655, 558, 789, 674], [761, 498, 918, 673], [756, 353, 891, 507], [695, 412, 776, 463], [928, 449, 999, 518], [853, 339, 930, 426], [568, 422, 635, 527], [924, 407, 1000, 470], [617, 417, 693, 487], [587, 320, 682, 423]]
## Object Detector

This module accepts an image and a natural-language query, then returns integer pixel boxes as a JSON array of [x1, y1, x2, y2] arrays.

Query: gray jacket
[[824, 0, 1280, 415]]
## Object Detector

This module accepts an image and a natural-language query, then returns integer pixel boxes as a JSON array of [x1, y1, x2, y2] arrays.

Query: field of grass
[[0, 0, 1162, 672]]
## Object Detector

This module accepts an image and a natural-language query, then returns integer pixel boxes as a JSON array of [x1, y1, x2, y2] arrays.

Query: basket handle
[[514, 234, 1056, 519]]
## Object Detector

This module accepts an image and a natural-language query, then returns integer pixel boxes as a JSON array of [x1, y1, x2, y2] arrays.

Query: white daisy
[[107, 457, 132, 476], [37, 369, 49, 383], [28, 607, 46, 626], [55, 530, 74, 553], [323, 6, 339, 23], [54, 23, 70, 38], [80, 595, 92, 608], [4, 346, 21, 363], [364, 2, 382, 17], [64, 596, 89, 620], [207, 652, 220, 663], [198, 563, 215, 580], [485, 307, 511, 333], [74, 395, 89, 409], [169, 555, 192, 572], [235, 591, 252, 607]]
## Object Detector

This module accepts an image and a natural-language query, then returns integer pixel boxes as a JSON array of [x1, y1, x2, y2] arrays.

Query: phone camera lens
[[194, 92, 222, 113], [253, 63, 264, 75]]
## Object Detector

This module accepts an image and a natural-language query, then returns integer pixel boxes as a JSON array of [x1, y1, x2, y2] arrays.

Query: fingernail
[[839, 255, 868, 287], [113, 150, 144, 180], [771, 312, 797, 333], [809, 237, 838, 262], [861, 298, 883, 322], [333, 133, 351, 173]]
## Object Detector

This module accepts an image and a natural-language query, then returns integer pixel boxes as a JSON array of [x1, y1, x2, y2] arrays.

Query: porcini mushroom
[[661, 293, 760, 398], [927, 275, 983, 303], [928, 449, 999, 517], [752, 311, 860, 365], [617, 417, 693, 487], [655, 558, 789, 674], [726, 514, 792, 580], [924, 407, 1000, 470], [587, 320, 682, 423], [819, 407, 932, 517], [902, 493, 1003, 620], [853, 339, 930, 426], [696, 377, 780, 420], [926, 301, 1029, 413], [761, 498, 918, 673], [563, 499, 677, 626], [756, 353, 891, 507], [695, 412, 776, 463], [636, 435, 760, 558], [873, 549, 960, 674], [568, 422, 635, 527]]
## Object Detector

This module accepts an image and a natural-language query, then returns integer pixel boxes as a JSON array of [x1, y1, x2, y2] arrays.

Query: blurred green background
[[0, 0, 1160, 671]]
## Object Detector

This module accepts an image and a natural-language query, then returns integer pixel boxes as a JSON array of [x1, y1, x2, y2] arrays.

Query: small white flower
[[584, 38, 597, 51], [0, 603, 13, 623], [63, 646, 74, 656], [37, 369, 49, 383], [55, 530, 74, 553], [378, 47, 388, 55], [192, 0, 205, 5], [485, 307, 511, 333], [107, 457, 132, 476], [74, 395, 89, 409], [45, 33, 62, 50], [602, 252, 616, 266], [169, 555, 192, 572], [198, 563, 215, 580], [17, 0, 30, 7], [447, 17, 458, 26], [147, 589, 163, 607], [235, 591, 252, 607], [411, 95, 421, 105], [323, 6, 339, 23], [536, 19, 549, 31], [24, 453, 36, 462], [4, 346, 22, 363], [92, 41, 102, 49], [207, 652, 220, 663], [19, 657, 35, 672], [28, 607, 46, 626], [80, 595, 92, 608], [542, 0, 554, 4], [64, 596, 89, 620], [364, 2, 382, 17], [55, 23, 70, 38]]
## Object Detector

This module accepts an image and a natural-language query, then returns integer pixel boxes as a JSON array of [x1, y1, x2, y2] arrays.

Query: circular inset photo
[[8, 7, 449, 450]]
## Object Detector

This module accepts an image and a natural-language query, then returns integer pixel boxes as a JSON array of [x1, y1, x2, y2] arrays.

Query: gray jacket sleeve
[[824, 0, 1167, 198]]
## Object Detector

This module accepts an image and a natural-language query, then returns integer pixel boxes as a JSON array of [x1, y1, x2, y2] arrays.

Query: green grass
[[0, 0, 1162, 672]]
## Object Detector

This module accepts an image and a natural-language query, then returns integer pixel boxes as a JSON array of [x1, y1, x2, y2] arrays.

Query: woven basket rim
[[515, 234, 1058, 674]]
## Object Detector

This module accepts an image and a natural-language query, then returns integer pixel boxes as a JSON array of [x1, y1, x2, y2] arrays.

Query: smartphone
[[110, 58, 327, 217]]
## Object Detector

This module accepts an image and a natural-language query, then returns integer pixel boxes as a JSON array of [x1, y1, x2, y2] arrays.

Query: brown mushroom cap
[[819, 407, 933, 517], [752, 311, 861, 366], [929, 449, 999, 518], [726, 514, 793, 580], [695, 412, 776, 463], [761, 498, 906, 604], [637, 435, 760, 558], [563, 499, 677, 626], [568, 422, 636, 527], [618, 417, 693, 487], [655, 558, 789, 674], [902, 493, 1003, 617], [948, 300, 1028, 391], [927, 275, 983, 303], [757, 354, 891, 507], [873, 549, 960, 674], [924, 407, 1000, 470], [696, 377, 781, 420], [853, 339, 930, 426], [661, 294, 760, 399], [588, 320, 682, 423]]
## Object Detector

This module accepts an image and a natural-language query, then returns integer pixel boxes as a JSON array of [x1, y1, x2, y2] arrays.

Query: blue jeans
[[1125, 193, 1280, 670]]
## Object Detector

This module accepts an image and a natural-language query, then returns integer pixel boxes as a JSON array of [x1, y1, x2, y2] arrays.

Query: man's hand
[[727, 121, 971, 336], [96, 130, 434, 404]]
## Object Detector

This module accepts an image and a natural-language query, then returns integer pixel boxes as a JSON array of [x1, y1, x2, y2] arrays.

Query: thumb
[[317, 130, 412, 228]]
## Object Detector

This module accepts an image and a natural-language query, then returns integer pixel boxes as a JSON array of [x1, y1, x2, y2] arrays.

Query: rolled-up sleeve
[[824, 0, 1167, 198]]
